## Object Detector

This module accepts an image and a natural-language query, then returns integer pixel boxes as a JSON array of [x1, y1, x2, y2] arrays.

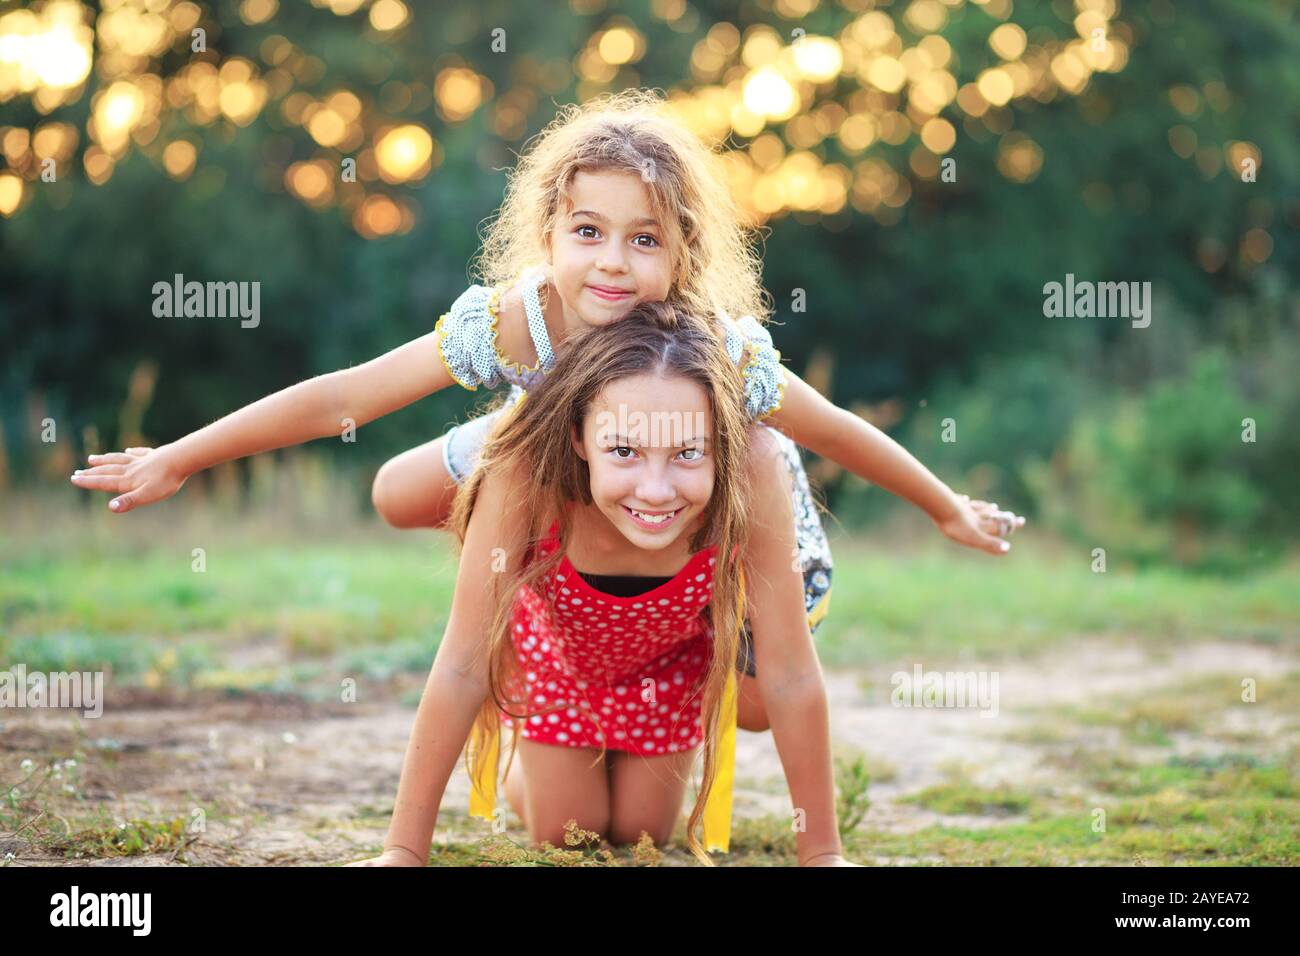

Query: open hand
[[933, 493, 1025, 556], [68, 445, 188, 514]]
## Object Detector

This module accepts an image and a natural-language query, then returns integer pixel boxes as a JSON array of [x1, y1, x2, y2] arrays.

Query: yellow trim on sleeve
[[743, 342, 787, 423], [434, 312, 478, 392], [806, 586, 832, 631], [487, 282, 545, 379]]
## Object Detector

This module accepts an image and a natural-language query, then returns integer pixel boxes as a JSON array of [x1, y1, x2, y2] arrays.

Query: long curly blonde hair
[[452, 299, 753, 867], [472, 88, 772, 327]]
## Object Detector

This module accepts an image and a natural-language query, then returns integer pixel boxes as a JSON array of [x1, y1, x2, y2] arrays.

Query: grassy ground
[[2, 484, 1297, 865]]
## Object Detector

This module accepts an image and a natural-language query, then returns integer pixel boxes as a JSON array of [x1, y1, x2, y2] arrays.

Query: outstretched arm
[[352, 456, 533, 866], [764, 371, 1022, 555], [69, 329, 457, 513], [741, 424, 856, 867]]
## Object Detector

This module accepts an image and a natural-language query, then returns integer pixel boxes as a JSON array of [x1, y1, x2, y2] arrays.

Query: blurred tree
[[0, 0, 1295, 554]]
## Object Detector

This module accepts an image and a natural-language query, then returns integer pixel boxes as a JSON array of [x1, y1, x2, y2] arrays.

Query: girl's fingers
[[75, 464, 127, 477], [125, 447, 153, 456], [983, 531, 1010, 554], [86, 452, 135, 466], [108, 491, 140, 513], [69, 473, 128, 492]]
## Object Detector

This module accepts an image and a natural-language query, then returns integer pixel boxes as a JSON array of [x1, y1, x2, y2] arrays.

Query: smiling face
[[546, 168, 675, 328], [572, 369, 715, 551]]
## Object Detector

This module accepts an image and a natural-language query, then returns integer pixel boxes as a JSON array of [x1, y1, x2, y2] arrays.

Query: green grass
[[812, 540, 1300, 668], [4, 496, 1297, 684]]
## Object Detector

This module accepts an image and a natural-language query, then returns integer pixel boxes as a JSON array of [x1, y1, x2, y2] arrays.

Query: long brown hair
[[472, 87, 772, 329], [451, 299, 752, 866]]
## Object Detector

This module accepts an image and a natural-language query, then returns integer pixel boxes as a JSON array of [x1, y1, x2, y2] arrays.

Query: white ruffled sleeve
[[723, 315, 787, 421], [433, 284, 507, 391]]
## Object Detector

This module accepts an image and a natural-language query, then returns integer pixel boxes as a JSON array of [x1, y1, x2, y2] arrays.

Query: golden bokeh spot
[[435, 67, 487, 121], [748, 131, 785, 170], [163, 140, 198, 180], [976, 67, 1014, 107], [849, 11, 895, 49], [996, 132, 1043, 182], [917, 34, 951, 68], [354, 193, 403, 238], [774, 0, 819, 18], [375, 123, 436, 183], [902, 0, 947, 34], [877, 111, 912, 146], [742, 66, 798, 121], [2, 127, 31, 164], [988, 23, 1027, 61], [285, 159, 335, 206], [83, 145, 113, 185], [791, 35, 842, 83], [598, 27, 642, 65], [836, 112, 876, 153], [91, 80, 149, 155], [741, 26, 783, 68], [240, 0, 279, 26], [0, 172, 24, 217], [32, 121, 78, 160], [1241, 228, 1272, 264], [1168, 84, 1201, 118], [315, 0, 366, 15], [920, 117, 955, 154], [369, 0, 409, 32], [1225, 141, 1260, 175], [866, 56, 906, 94], [307, 107, 348, 147]]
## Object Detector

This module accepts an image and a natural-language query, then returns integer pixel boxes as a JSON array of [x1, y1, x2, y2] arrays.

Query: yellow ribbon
[[701, 667, 737, 853], [468, 719, 500, 823]]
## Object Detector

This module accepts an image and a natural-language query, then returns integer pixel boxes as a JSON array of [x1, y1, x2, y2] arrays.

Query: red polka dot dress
[[499, 522, 720, 757]]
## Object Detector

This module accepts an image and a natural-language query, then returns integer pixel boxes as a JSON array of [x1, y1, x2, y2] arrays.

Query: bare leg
[[606, 746, 699, 848], [513, 737, 611, 848], [503, 747, 528, 830], [371, 435, 460, 530]]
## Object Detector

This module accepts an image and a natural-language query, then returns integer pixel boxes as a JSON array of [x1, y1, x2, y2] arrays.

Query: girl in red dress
[[365, 299, 857, 866]]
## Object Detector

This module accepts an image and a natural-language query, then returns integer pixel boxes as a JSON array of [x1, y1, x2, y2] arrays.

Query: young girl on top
[[351, 300, 858, 866], [367, 90, 1020, 614]]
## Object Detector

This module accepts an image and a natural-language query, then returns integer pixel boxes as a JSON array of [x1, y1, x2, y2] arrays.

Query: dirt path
[[3, 638, 1295, 866]]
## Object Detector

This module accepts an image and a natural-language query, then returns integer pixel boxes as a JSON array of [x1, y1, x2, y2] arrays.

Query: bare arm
[[764, 372, 1019, 555], [376, 456, 532, 863], [741, 425, 847, 866], [69, 329, 458, 512]]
